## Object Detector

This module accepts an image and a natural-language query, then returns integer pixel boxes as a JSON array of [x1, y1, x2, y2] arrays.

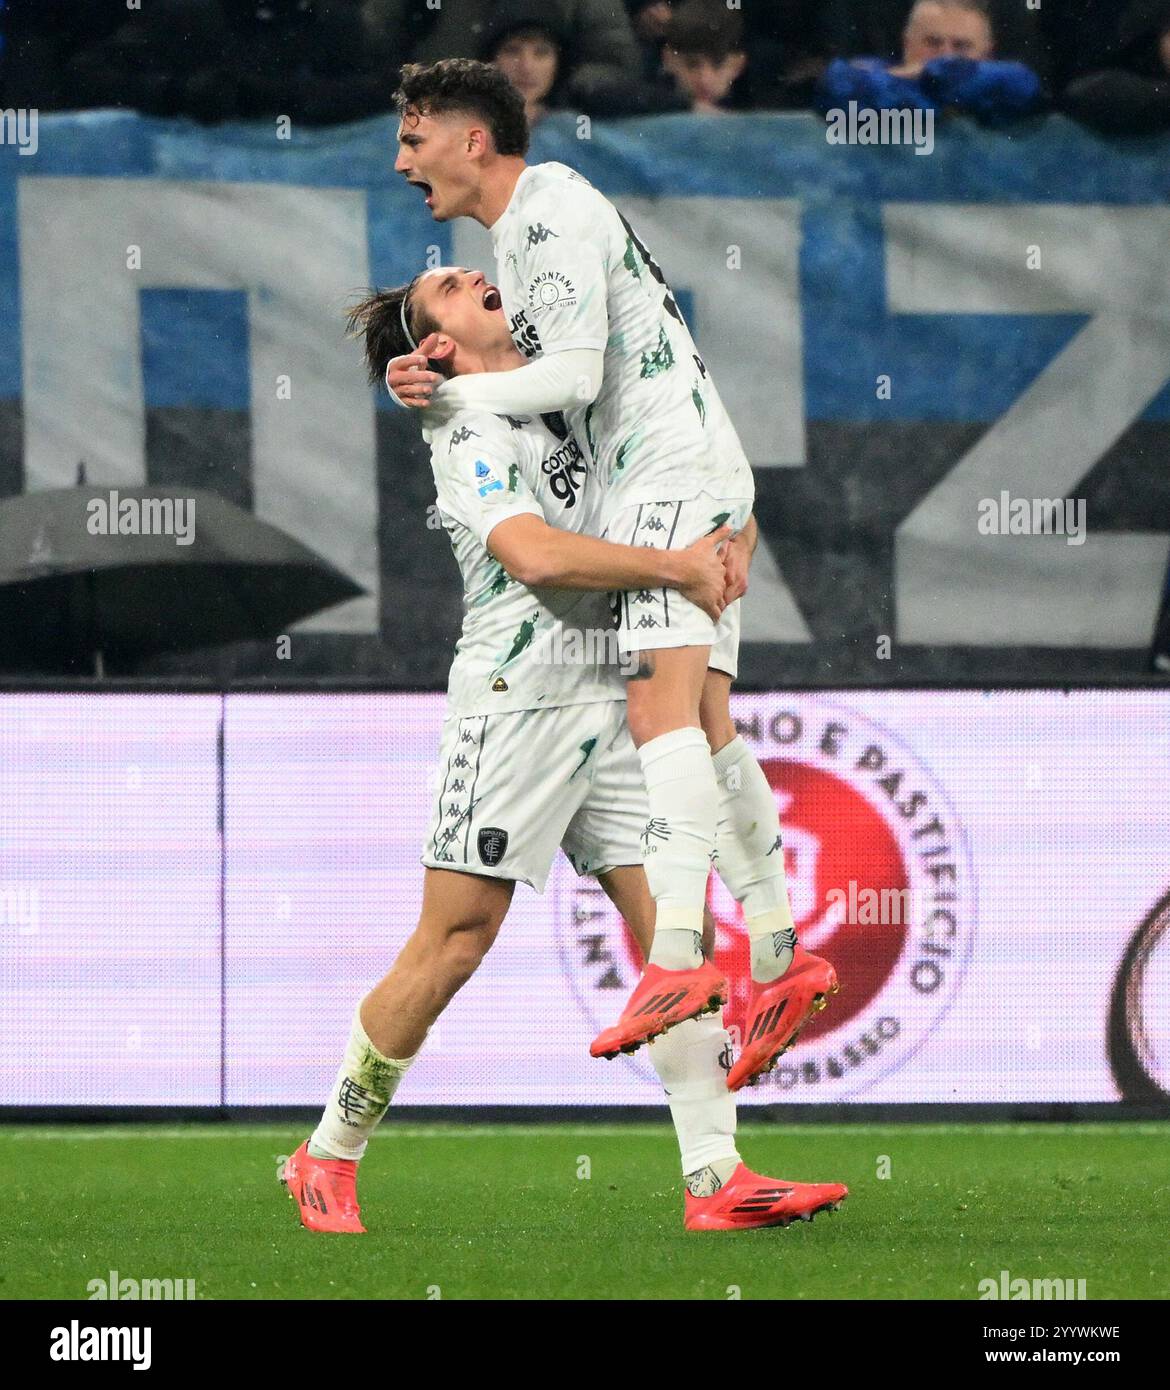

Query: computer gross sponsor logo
[[556, 699, 976, 1098]]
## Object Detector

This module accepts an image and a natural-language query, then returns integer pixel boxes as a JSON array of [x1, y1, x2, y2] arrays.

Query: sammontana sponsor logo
[[527, 269, 578, 311]]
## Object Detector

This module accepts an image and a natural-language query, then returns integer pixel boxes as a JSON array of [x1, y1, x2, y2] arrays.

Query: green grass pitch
[[5, 1123, 1168, 1300]]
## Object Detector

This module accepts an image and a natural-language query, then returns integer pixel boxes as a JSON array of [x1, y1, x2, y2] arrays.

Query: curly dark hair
[[345, 277, 446, 387], [394, 58, 530, 158]]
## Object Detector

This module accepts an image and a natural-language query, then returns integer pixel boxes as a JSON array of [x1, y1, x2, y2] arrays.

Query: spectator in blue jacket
[[817, 0, 1044, 127]]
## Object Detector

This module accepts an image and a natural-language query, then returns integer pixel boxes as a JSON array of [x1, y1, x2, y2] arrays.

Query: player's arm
[[486, 514, 732, 620], [722, 513, 757, 604], [390, 188, 610, 414], [407, 344, 604, 417]]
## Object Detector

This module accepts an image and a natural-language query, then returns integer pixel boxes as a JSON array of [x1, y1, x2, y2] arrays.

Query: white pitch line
[[2, 1123, 1167, 1141]]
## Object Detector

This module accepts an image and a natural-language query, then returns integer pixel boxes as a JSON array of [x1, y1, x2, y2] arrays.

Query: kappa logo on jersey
[[477, 826, 509, 866], [448, 426, 480, 451], [525, 222, 559, 247], [527, 270, 578, 312], [475, 459, 503, 497], [509, 307, 543, 359], [504, 415, 531, 430]]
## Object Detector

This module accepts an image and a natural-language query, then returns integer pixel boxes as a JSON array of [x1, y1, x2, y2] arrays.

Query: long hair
[[345, 275, 442, 386]]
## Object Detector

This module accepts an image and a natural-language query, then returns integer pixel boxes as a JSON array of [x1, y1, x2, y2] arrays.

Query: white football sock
[[307, 1009, 417, 1162], [711, 735, 799, 984], [639, 727, 719, 969], [647, 1012, 740, 1186]]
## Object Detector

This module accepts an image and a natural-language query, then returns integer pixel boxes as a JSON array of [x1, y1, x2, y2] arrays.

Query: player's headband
[[398, 287, 418, 352]]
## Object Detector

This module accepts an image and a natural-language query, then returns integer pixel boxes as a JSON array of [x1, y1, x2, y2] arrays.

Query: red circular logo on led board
[[556, 697, 976, 1099]]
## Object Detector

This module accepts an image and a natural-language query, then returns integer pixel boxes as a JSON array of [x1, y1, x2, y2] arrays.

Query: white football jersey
[[490, 161, 755, 521], [423, 404, 625, 716]]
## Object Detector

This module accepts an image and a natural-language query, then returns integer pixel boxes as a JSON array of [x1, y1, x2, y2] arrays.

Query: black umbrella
[[0, 484, 364, 675]]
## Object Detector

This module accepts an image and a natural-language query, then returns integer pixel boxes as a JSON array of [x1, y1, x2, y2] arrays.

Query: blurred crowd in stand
[[0, 0, 1168, 136]]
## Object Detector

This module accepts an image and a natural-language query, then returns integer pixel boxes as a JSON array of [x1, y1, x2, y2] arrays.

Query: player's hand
[[722, 530, 753, 605], [675, 525, 732, 621], [384, 346, 443, 408]]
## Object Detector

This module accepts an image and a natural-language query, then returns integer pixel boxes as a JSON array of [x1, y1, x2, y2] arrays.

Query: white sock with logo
[[647, 1012, 741, 1192], [711, 735, 799, 984], [307, 1009, 417, 1162], [639, 727, 719, 971]]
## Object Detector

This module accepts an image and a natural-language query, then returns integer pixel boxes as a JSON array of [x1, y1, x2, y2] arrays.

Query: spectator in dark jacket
[[817, 0, 1044, 127], [1063, 0, 1170, 135], [365, 0, 641, 117]]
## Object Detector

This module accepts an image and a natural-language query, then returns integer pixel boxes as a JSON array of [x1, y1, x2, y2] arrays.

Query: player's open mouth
[[482, 285, 502, 312], [409, 179, 434, 207]]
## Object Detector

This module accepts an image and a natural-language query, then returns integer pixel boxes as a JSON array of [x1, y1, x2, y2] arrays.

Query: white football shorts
[[603, 493, 752, 679], [421, 699, 647, 893]]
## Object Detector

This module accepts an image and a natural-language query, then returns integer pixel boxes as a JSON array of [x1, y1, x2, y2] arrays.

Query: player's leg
[[624, 642, 720, 974], [597, 864, 743, 1198], [357, 868, 512, 1059], [283, 868, 512, 1234], [608, 498, 745, 986], [311, 866, 509, 1155], [702, 666, 799, 975], [285, 704, 577, 1234], [701, 652, 839, 1091], [568, 700, 726, 1056], [592, 861, 847, 1230]]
